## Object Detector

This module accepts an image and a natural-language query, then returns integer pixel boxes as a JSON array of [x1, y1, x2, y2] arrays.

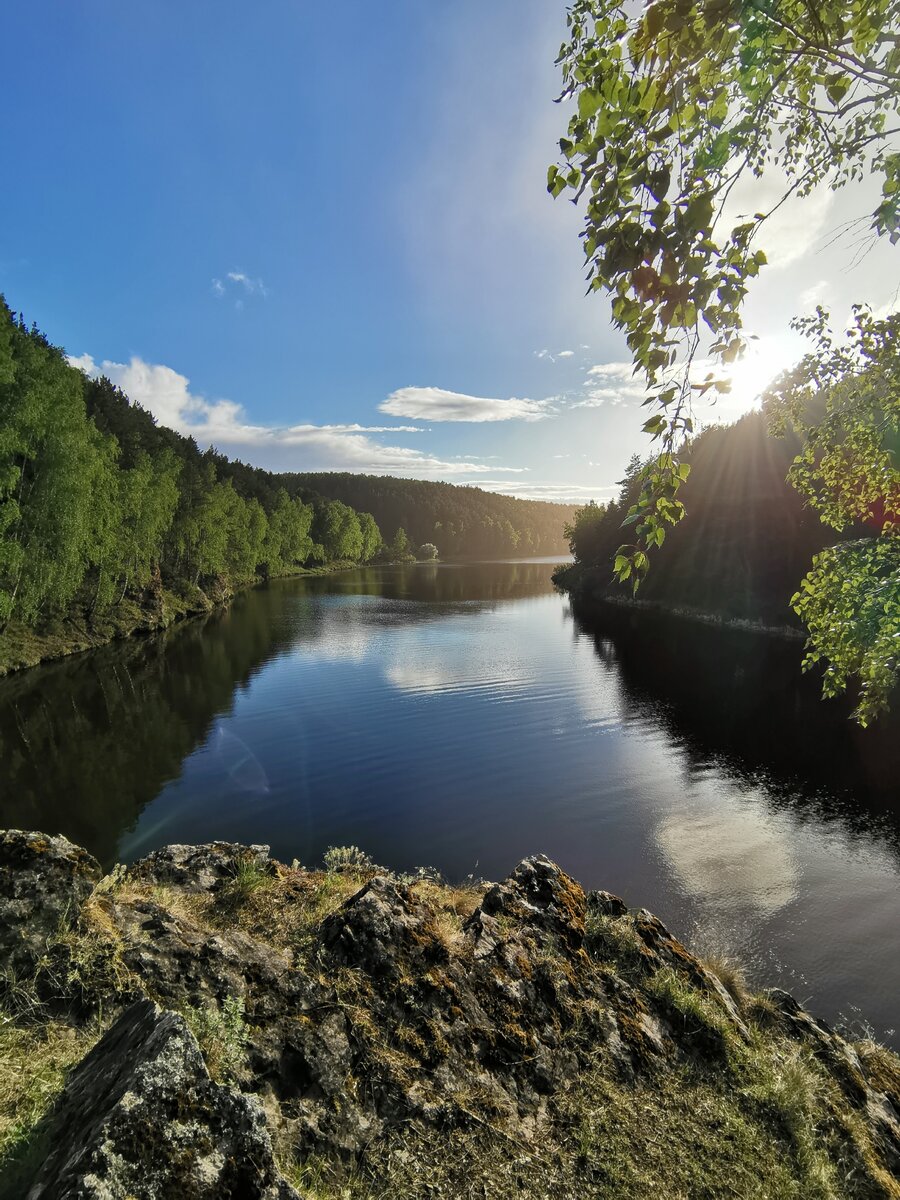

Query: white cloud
[[717, 171, 834, 268], [799, 280, 830, 310], [556, 349, 574, 358], [212, 270, 268, 301], [534, 348, 576, 363], [68, 354, 523, 477], [380, 385, 554, 423], [474, 480, 616, 504]]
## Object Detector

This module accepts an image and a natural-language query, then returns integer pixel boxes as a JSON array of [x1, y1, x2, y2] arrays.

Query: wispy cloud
[[211, 270, 268, 305], [68, 355, 523, 477], [534, 348, 575, 363], [474, 480, 617, 504], [380, 385, 555, 423]]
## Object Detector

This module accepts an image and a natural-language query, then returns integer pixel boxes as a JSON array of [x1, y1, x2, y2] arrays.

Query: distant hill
[[278, 473, 578, 558]]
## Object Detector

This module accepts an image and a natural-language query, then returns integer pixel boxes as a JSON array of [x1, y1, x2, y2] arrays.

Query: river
[[1, 559, 897, 1043]]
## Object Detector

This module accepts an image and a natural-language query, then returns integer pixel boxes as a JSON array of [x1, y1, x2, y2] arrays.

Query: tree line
[[557, 411, 839, 627], [281, 473, 577, 559], [0, 299, 387, 633]]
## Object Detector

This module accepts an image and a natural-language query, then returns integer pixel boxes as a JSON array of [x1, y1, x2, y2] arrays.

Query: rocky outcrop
[[129, 841, 276, 894], [2, 832, 899, 1199], [0, 830, 100, 975], [27, 998, 299, 1199]]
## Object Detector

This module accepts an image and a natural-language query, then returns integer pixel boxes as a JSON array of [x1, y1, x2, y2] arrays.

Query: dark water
[[1, 560, 898, 1042]]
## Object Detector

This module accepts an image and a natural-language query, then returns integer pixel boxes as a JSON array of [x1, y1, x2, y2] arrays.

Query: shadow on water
[[0, 562, 566, 866], [0, 596, 298, 865], [569, 598, 900, 851]]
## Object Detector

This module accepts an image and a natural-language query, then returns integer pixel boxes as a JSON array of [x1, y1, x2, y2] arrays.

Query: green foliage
[[0, 295, 388, 637], [551, 0, 900, 588], [288, 472, 576, 559], [182, 994, 249, 1084], [312, 499, 365, 563], [416, 542, 438, 561], [386, 526, 414, 562], [358, 512, 382, 562], [0, 307, 118, 625], [322, 845, 376, 873], [764, 308, 899, 721]]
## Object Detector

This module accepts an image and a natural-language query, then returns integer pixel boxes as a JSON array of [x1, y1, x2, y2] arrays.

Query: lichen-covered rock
[[27, 998, 300, 1200], [4, 831, 899, 1198], [587, 888, 628, 918], [128, 841, 274, 893], [0, 830, 100, 975]]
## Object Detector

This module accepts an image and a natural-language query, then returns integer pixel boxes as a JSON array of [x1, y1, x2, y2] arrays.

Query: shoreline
[[554, 563, 805, 642], [0, 560, 358, 681]]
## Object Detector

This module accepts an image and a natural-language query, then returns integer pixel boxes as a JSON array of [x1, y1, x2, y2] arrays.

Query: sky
[[2, 0, 898, 505]]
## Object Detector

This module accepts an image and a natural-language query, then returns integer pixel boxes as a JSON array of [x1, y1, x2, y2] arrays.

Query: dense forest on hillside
[[0, 298, 576, 659], [281, 473, 576, 558], [556, 412, 851, 626], [0, 299, 385, 643]]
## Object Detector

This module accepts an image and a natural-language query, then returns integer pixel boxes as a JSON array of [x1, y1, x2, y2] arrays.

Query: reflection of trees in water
[[570, 599, 900, 853], [298, 561, 561, 605], [0, 595, 298, 866], [0, 564, 563, 865]]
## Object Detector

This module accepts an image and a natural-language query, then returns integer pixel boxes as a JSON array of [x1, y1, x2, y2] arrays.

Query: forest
[[0, 298, 575, 653], [556, 411, 855, 627], [284, 473, 577, 559], [0, 299, 387, 640]]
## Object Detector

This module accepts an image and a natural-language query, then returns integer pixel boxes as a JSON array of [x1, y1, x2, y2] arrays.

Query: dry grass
[[0, 1014, 100, 1198], [699, 952, 751, 1012]]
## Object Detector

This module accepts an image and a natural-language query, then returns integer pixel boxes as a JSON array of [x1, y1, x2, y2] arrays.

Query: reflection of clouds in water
[[212, 726, 270, 795], [656, 797, 799, 919], [384, 626, 535, 698]]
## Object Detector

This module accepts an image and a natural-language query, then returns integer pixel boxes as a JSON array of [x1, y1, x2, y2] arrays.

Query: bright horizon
[[2, 0, 897, 506]]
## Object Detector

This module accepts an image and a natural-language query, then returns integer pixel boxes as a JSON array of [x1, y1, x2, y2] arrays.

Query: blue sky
[[2, 1, 897, 503]]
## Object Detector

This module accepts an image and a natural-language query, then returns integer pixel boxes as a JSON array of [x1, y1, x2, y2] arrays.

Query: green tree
[[0, 304, 111, 626], [765, 307, 899, 723], [417, 542, 438, 561], [358, 512, 382, 562], [551, 0, 900, 714], [387, 526, 412, 561], [313, 499, 364, 562]]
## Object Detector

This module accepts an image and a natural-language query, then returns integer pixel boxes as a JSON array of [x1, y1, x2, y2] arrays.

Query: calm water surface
[[1, 560, 898, 1042]]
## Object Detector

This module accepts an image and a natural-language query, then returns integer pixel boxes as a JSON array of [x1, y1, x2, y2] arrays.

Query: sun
[[714, 337, 801, 420]]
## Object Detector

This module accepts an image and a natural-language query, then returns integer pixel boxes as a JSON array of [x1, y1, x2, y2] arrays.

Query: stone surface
[[3, 830, 899, 1196], [128, 841, 274, 893], [27, 998, 300, 1200], [0, 830, 100, 975]]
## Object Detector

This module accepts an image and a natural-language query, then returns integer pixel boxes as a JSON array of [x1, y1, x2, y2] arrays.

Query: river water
[[1, 559, 897, 1042]]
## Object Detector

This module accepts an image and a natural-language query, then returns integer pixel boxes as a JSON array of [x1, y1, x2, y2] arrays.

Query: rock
[[633, 909, 751, 1040], [587, 889, 628, 918], [128, 841, 274, 893], [0, 830, 100, 975], [473, 853, 587, 955], [320, 874, 449, 976], [27, 998, 300, 1200]]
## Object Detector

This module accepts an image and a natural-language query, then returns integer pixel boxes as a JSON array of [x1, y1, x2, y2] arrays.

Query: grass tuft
[[181, 994, 249, 1084]]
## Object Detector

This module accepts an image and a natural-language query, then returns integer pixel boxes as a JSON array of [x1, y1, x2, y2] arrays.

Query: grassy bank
[[0, 560, 359, 679]]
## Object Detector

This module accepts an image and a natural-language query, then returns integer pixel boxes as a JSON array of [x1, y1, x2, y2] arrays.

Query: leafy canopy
[[764, 307, 899, 724], [551, 0, 900, 582]]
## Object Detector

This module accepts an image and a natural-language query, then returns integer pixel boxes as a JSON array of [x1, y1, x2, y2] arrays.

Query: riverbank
[[553, 561, 805, 640], [0, 561, 359, 679], [1, 830, 897, 1199]]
